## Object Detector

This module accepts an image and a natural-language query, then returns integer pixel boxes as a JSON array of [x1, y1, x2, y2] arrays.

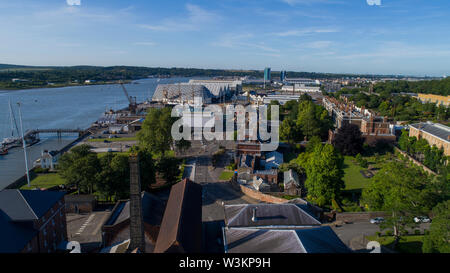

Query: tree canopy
[[332, 123, 364, 156], [296, 143, 344, 206]]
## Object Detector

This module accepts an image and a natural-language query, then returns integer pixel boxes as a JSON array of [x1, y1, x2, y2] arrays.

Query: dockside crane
[[120, 81, 138, 114]]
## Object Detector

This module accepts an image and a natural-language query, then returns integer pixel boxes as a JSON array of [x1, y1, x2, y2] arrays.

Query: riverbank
[[0, 79, 134, 91]]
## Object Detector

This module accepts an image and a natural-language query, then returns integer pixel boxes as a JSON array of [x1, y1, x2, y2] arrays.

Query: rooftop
[[224, 226, 352, 253], [224, 203, 321, 228], [410, 122, 450, 142]]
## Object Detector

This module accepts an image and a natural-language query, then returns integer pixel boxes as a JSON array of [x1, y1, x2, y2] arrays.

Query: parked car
[[103, 140, 111, 143], [370, 217, 385, 224], [414, 216, 431, 223]]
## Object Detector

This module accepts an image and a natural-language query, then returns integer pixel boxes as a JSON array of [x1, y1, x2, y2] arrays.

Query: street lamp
[[17, 102, 30, 187]]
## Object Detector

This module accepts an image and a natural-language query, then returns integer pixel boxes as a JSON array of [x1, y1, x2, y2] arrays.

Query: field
[[219, 170, 234, 181], [342, 156, 370, 190], [20, 173, 65, 190], [366, 235, 424, 253]]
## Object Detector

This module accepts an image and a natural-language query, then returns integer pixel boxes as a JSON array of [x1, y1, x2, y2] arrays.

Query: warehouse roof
[[224, 203, 321, 228], [224, 226, 352, 253], [410, 122, 450, 142], [152, 84, 213, 102]]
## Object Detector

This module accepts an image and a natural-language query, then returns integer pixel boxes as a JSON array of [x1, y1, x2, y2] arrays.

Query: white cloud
[[141, 4, 219, 32], [274, 28, 338, 37], [366, 0, 381, 6], [66, 0, 81, 6]]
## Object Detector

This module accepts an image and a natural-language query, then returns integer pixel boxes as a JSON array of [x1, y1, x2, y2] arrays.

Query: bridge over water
[[24, 128, 87, 139]]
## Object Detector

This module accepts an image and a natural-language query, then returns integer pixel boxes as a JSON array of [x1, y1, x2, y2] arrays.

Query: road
[[192, 148, 259, 253]]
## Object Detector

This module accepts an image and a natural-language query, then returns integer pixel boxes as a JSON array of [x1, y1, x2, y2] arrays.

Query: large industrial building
[[152, 84, 213, 105], [409, 122, 450, 156], [152, 79, 243, 105]]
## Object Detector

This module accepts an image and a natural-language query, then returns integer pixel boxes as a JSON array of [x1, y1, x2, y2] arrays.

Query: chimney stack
[[128, 154, 145, 253]]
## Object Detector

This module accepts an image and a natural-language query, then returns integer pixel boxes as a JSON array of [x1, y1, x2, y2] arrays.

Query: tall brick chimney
[[128, 154, 145, 253]]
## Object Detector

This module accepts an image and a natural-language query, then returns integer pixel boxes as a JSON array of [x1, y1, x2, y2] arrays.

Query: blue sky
[[0, 0, 449, 76]]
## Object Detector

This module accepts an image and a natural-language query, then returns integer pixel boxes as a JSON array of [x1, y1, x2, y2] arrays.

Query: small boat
[[0, 148, 8, 156]]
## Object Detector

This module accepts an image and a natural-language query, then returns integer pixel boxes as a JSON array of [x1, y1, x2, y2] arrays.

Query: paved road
[[66, 211, 111, 252], [193, 153, 258, 253]]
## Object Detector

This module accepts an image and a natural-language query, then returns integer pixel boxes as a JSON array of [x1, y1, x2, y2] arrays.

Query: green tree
[[331, 123, 364, 156], [280, 118, 301, 144], [138, 107, 175, 156], [175, 139, 191, 154], [58, 144, 100, 194], [422, 200, 450, 253], [361, 161, 430, 245], [96, 153, 130, 201], [297, 101, 320, 140], [296, 144, 344, 206], [156, 156, 182, 184]]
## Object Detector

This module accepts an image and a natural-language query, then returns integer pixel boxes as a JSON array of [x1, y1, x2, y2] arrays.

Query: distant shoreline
[[0, 79, 134, 92]]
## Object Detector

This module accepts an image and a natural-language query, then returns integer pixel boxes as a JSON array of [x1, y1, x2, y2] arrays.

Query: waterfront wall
[[5, 167, 38, 189]]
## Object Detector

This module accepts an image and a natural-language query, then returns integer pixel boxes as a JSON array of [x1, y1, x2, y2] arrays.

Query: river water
[[0, 77, 190, 189]]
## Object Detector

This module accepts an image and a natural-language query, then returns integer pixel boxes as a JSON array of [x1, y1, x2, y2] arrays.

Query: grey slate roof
[[0, 190, 66, 253], [152, 84, 213, 102], [0, 189, 65, 221], [224, 226, 351, 253], [224, 203, 321, 228], [410, 122, 450, 142]]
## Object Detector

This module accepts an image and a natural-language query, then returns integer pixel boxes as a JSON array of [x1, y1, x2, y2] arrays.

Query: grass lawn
[[366, 235, 424, 253], [343, 156, 370, 190], [87, 137, 137, 142], [219, 170, 234, 181], [20, 173, 65, 190]]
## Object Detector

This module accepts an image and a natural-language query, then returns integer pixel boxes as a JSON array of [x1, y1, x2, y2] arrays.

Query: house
[[250, 177, 271, 192], [284, 170, 301, 196], [33, 150, 60, 170], [222, 203, 350, 253], [154, 179, 202, 253], [0, 189, 67, 253], [253, 169, 278, 185], [101, 192, 166, 253], [262, 151, 283, 170]]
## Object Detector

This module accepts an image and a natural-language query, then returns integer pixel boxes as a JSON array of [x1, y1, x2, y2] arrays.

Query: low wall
[[229, 176, 289, 204], [336, 211, 388, 223], [394, 147, 437, 175]]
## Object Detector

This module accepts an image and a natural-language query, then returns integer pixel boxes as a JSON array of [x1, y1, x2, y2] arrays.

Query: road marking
[[76, 214, 96, 235]]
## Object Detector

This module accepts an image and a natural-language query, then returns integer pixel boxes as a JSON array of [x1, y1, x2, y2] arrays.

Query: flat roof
[[410, 122, 450, 142]]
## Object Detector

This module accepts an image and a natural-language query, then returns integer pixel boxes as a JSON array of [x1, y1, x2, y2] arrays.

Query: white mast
[[17, 102, 31, 187]]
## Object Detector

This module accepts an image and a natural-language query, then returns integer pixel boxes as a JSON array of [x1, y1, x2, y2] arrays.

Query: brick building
[[409, 122, 450, 156], [0, 190, 67, 253], [323, 96, 396, 144]]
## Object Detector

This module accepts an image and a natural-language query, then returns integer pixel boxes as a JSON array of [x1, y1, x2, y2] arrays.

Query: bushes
[[355, 153, 369, 168], [226, 162, 237, 171], [34, 167, 50, 174]]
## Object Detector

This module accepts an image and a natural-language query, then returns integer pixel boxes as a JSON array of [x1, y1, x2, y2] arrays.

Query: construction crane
[[120, 81, 137, 114]]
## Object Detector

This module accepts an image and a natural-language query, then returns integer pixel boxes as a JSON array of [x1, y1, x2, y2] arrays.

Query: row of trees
[[58, 144, 182, 201], [59, 107, 187, 201], [280, 94, 333, 143], [398, 130, 447, 172]]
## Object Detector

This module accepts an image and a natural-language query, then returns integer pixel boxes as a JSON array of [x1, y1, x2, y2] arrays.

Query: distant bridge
[[24, 128, 87, 139]]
